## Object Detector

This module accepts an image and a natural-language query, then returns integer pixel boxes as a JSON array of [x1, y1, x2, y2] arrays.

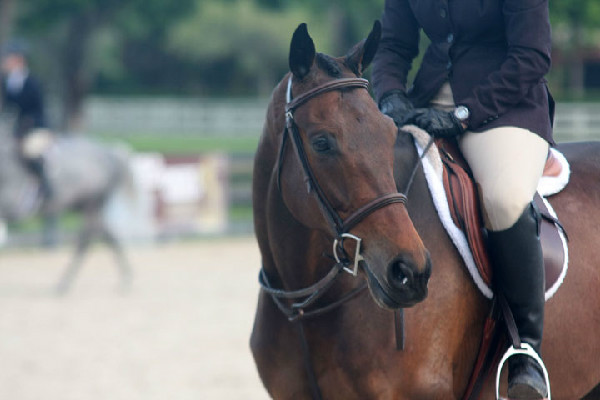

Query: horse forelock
[[264, 53, 359, 145], [316, 53, 343, 78]]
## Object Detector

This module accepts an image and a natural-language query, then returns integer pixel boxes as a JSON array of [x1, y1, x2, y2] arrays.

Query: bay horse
[[251, 22, 600, 399]]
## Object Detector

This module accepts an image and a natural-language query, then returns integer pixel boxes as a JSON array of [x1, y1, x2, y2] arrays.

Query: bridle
[[278, 76, 408, 240], [259, 75, 410, 399], [262, 74, 409, 311]]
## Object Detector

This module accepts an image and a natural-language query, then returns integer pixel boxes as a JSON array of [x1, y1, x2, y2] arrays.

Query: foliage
[[19, 0, 194, 30], [14, 0, 390, 98], [547, 0, 600, 97], [5, 0, 600, 102], [550, 0, 600, 48], [297, 0, 385, 53], [168, 0, 330, 95], [550, 0, 600, 27], [14, 0, 194, 128]]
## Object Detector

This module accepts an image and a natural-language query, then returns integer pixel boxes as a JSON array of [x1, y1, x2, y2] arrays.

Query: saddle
[[436, 138, 567, 295], [434, 138, 568, 400]]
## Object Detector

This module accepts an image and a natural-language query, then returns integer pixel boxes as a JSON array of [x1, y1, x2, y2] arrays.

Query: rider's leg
[[24, 157, 57, 247], [25, 157, 53, 202], [459, 127, 549, 398]]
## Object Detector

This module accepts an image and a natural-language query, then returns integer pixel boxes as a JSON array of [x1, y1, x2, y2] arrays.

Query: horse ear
[[345, 20, 381, 76], [289, 23, 316, 80]]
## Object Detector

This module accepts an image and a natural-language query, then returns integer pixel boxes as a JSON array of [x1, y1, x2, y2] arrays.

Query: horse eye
[[311, 137, 332, 153]]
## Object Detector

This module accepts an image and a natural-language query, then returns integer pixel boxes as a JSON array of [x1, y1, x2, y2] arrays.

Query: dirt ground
[[0, 237, 268, 400]]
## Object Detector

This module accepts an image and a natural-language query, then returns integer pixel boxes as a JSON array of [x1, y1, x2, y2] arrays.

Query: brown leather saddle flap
[[437, 138, 493, 285], [436, 138, 565, 291]]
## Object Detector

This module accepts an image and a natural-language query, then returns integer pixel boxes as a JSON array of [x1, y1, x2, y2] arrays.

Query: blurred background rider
[[1, 40, 53, 205]]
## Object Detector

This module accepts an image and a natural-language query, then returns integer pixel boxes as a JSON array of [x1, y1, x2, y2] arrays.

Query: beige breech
[[430, 83, 549, 231]]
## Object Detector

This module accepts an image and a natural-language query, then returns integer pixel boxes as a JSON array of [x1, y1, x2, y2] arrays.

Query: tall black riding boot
[[487, 203, 548, 399]]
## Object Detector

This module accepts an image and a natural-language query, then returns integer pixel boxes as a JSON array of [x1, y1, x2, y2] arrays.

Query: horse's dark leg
[[100, 223, 133, 293], [582, 384, 600, 400], [41, 212, 59, 248], [35, 157, 58, 248], [0, 219, 7, 246], [55, 214, 97, 295]]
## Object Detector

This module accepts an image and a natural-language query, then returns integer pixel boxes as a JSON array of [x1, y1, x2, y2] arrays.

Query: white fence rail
[[552, 103, 600, 141], [84, 97, 600, 141], [85, 98, 268, 137]]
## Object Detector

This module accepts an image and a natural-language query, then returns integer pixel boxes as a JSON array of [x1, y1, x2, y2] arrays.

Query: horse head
[[274, 22, 431, 309]]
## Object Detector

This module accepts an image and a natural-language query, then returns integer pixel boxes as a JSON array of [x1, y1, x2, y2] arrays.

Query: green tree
[[550, 0, 600, 98], [166, 0, 386, 96], [17, 0, 194, 130], [0, 0, 16, 49], [9, 0, 389, 104], [299, 0, 384, 55], [168, 0, 331, 96]]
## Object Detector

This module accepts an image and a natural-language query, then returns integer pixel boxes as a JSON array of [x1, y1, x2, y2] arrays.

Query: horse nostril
[[388, 259, 413, 288]]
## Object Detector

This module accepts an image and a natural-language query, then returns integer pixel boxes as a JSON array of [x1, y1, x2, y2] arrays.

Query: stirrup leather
[[495, 343, 551, 400]]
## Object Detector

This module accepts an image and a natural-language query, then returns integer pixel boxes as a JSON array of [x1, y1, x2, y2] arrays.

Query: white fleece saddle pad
[[402, 125, 570, 300]]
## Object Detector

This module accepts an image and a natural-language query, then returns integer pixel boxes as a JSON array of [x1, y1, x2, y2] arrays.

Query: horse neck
[[395, 128, 484, 294], [393, 129, 421, 192], [257, 77, 316, 286], [264, 76, 288, 149], [394, 129, 489, 380]]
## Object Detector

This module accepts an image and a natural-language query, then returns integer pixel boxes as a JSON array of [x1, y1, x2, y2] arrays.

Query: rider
[[1, 40, 53, 204], [372, 0, 553, 398]]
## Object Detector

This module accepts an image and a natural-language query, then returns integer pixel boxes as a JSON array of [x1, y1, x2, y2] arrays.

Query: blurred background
[[0, 0, 599, 399]]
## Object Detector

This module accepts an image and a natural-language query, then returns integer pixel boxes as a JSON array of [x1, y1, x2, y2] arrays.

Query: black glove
[[404, 108, 466, 138], [378, 90, 414, 127]]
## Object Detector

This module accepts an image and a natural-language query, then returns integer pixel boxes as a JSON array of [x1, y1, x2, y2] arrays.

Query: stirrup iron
[[495, 343, 551, 400]]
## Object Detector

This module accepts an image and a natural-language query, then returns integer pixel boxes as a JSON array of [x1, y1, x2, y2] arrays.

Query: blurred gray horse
[[0, 113, 133, 294]]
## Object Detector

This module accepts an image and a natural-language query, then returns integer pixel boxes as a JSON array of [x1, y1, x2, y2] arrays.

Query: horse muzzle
[[363, 252, 432, 309]]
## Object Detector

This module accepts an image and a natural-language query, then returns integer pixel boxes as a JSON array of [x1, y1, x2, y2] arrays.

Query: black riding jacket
[[372, 0, 554, 144]]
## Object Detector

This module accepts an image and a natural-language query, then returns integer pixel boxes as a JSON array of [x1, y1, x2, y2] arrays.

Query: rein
[[260, 75, 410, 400]]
